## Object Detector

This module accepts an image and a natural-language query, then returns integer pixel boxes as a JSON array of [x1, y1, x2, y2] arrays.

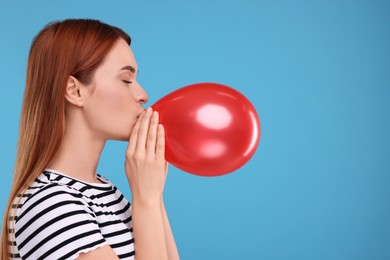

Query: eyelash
[[123, 80, 133, 84]]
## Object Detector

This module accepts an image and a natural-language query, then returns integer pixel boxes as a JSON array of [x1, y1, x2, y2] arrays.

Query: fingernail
[[147, 107, 152, 112], [153, 111, 158, 117]]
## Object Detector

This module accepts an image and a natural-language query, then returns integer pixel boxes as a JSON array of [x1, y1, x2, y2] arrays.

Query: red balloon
[[152, 82, 261, 177]]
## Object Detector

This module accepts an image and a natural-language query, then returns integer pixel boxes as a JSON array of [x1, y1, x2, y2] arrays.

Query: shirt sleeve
[[14, 184, 108, 260]]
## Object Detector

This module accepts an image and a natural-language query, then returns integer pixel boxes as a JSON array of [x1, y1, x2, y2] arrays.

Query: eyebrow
[[119, 65, 138, 74]]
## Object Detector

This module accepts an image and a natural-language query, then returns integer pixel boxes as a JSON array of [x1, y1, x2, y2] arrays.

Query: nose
[[135, 83, 149, 104]]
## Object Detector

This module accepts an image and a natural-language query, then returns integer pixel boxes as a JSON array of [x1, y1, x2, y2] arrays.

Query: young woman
[[1, 19, 179, 260]]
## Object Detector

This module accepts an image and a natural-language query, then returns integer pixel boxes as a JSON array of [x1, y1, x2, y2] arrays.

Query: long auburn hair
[[1, 19, 131, 259]]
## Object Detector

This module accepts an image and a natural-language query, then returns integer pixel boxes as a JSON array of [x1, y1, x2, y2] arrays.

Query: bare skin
[[48, 39, 179, 260]]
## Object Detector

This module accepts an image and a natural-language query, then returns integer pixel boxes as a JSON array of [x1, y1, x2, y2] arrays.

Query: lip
[[136, 108, 145, 118]]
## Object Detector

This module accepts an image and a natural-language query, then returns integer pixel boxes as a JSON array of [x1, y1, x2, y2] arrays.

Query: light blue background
[[1, 1, 389, 259]]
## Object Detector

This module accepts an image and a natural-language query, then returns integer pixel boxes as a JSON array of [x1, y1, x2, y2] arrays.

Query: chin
[[107, 130, 131, 142], [120, 135, 130, 142], [117, 132, 131, 141], [107, 123, 134, 141]]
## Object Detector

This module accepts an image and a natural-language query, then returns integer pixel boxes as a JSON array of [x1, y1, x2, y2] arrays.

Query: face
[[81, 39, 148, 141]]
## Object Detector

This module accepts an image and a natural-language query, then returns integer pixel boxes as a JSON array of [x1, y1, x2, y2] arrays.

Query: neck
[[48, 114, 106, 184]]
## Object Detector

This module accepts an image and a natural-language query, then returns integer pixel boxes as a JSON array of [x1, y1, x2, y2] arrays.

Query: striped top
[[8, 169, 135, 259]]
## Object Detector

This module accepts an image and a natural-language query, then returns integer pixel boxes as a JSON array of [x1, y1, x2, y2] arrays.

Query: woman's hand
[[125, 107, 170, 259], [125, 107, 167, 204]]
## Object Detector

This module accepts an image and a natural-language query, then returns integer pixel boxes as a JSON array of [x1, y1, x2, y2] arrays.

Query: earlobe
[[65, 76, 84, 107]]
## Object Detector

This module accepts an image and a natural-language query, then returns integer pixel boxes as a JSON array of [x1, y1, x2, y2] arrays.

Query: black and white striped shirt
[[9, 169, 135, 259]]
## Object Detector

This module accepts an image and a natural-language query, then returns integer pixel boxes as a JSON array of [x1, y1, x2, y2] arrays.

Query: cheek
[[86, 86, 136, 138]]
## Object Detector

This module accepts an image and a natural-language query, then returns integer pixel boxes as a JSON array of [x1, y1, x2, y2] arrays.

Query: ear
[[65, 76, 84, 107]]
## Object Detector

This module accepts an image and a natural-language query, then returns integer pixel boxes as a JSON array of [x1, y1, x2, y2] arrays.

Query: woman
[[1, 19, 179, 260]]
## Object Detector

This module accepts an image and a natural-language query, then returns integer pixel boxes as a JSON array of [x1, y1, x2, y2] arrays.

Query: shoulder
[[16, 180, 90, 221], [13, 182, 107, 259], [13, 181, 97, 241]]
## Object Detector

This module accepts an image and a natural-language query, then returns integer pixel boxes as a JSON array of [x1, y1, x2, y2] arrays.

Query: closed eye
[[123, 80, 133, 84]]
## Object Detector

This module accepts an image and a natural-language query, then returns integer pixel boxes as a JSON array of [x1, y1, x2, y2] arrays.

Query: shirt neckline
[[43, 168, 111, 188]]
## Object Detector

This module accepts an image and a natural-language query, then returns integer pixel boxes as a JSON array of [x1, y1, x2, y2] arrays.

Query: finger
[[146, 111, 159, 158], [165, 162, 169, 174], [127, 110, 145, 154], [156, 124, 165, 161], [135, 107, 153, 152]]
